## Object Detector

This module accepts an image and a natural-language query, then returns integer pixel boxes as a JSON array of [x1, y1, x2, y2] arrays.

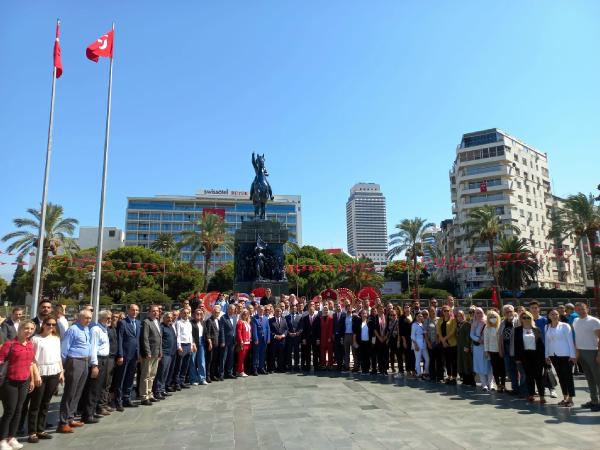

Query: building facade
[[125, 189, 301, 272], [346, 183, 388, 270], [448, 128, 585, 295], [77, 226, 124, 251]]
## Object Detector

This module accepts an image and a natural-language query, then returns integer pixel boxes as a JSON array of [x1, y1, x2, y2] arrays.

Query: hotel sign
[[197, 188, 250, 197]]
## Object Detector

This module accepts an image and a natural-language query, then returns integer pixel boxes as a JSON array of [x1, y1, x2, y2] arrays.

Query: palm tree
[[497, 236, 539, 294], [550, 193, 600, 308], [1, 203, 79, 300], [180, 213, 233, 291], [462, 205, 520, 308], [150, 233, 177, 293], [388, 218, 434, 299]]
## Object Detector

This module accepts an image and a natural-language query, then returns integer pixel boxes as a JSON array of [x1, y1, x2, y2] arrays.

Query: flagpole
[[32, 19, 60, 319], [92, 22, 115, 322]]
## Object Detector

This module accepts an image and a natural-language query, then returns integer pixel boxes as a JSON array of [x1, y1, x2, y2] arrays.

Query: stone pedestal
[[233, 220, 288, 296]]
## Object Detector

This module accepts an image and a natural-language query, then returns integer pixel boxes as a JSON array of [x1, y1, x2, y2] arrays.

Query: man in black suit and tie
[[269, 306, 288, 372], [140, 305, 162, 405], [285, 304, 303, 371], [0, 306, 23, 342], [301, 303, 321, 371], [332, 302, 346, 371], [114, 304, 141, 410], [219, 304, 238, 379]]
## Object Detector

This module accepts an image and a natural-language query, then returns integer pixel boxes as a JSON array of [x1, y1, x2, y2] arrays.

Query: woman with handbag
[[545, 309, 576, 407], [0, 320, 38, 450], [27, 315, 64, 443], [235, 309, 252, 377], [514, 311, 546, 403]]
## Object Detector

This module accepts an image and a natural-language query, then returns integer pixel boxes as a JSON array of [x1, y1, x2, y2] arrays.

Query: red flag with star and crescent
[[53, 21, 63, 78], [86, 30, 114, 62]]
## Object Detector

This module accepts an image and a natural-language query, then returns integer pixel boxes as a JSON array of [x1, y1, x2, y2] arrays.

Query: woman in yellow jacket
[[436, 306, 458, 384]]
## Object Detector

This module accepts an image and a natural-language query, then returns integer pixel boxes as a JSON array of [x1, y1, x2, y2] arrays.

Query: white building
[[77, 226, 124, 251], [449, 128, 585, 295], [346, 183, 388, 270]]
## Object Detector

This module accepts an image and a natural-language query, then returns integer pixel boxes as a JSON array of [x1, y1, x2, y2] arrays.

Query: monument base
[[233, 220, 289, 298]]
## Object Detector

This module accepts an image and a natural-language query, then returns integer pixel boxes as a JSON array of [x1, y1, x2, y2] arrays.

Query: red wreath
[[320, 288, 338, 300], [203, 291, 220, 312], [337, 288, 356, 302], [252, 287, 267, 298], [357, 287, 380, 307]]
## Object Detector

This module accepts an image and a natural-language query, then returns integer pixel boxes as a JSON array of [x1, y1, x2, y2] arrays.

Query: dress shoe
[[181, 384, 191, 389], [175, 385, 182, 391], [217, 377, 224, 381], [225, 374, 236, 379], [37, 432, 52, 440], [93, 413, 104, 419], [141, 400, 153, 406], [97, 408, 111, 416], [123, 402, 139, 408], [162, 392, 172, 397], [251, 371, 258, 376], [83, 417, 100, 424], [116, 405, 124, 412], [150, 397, 160, 402], [28, 435, 39, 444], [69, 420, 85, 427], [258, 369, 267, 375], [57, 424, 74, 434], [206, 378, 212, 383], [166, 386, 176, 392]]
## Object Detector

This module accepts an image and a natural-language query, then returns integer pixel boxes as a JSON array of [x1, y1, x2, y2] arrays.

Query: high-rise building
[[346, 183, 388, 270], [449, 128, 585, 295], [125, 188, 301, 272]]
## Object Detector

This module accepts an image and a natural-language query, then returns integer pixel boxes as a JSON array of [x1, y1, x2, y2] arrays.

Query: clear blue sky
[[1, 1, 599, 280]]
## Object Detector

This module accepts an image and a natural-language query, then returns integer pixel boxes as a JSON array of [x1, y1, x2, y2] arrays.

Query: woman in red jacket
[[320, 305, 334, 369], [236, 309, 252, 377]]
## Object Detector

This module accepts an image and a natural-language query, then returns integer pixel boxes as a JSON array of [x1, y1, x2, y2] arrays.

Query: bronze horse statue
[[250, 152, 274, 219]]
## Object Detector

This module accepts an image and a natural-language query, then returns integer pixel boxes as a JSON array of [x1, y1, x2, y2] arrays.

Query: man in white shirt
[[573, 302, 600, 411], [173, 307, 195, 389]]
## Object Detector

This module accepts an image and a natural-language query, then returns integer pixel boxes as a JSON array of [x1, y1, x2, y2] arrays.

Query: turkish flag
[[54, 21, 63, 78], [86, 30, 114, 62], [479, 180, 488, 193]]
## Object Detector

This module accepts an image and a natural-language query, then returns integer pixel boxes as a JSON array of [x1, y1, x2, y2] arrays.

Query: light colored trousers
[[140, 357, 160, 400], [343, 334, 358, 369], [413, 345, 430, 376]]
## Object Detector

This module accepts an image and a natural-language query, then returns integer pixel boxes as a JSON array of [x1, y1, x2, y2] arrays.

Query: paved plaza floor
[[29, 372, 600, 450]]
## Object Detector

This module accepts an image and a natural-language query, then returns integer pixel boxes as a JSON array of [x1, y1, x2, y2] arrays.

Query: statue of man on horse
[[250, 152, 274, 219]]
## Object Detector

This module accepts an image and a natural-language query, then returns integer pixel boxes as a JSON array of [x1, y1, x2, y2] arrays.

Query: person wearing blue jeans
[[153, 312, 177, 398], [189, 310, 207, 385], [251, 305, 271, 375]]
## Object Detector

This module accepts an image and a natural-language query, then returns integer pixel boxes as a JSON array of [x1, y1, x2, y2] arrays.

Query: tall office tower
[[346, 183, 388, 271], [449, 128, 585, 295]]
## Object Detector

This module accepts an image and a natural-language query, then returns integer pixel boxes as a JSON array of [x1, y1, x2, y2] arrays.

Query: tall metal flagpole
[[32, 19, 60, 319], [92, 22, 115, 322]]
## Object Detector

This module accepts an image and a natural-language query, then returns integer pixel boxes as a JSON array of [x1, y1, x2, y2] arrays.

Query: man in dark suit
[[332, 302, 345, 371], [219, 304, 238, 379], [114, 304, 141, 410], [301, 303, 321, 371], [154, 312, 177, 398], [33, 300, 54, 334], [285, 304, 303, 371], [205, 306, 222, 381], [251, 305, 271, 375], [260, 288, 274, 306], [269, 306, 288, 372], [140, 305, 162, 405], [0, 306, 23, 342]]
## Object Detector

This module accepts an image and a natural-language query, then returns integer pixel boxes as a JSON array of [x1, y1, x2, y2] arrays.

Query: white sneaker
[[0, 440, 12, 450], [550, 390, 558, 398], [191, 382, 199, 386], [240, 372, 248, 377], [200, 380, 208, 385], [7, 438, 23, 450], [482, 387, 489, 393]]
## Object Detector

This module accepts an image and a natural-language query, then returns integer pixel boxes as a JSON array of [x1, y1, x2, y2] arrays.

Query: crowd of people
[[0, 291, 599, 449]]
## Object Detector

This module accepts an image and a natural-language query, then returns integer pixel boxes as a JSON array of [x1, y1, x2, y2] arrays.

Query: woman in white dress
[[470, 307, 492, 391]]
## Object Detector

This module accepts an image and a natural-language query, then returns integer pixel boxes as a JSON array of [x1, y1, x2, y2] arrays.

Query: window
[[464, 164, 502, 176], [518, 195, 523, 203], [522, 158, 527, 164], [108, 230, 115, 237], [526, 199, 531, 206], [519, 209, 525, 218]]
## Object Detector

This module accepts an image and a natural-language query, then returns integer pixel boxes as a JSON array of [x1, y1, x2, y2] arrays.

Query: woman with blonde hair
[[470, 307, 492, 391], [235, 309, 252, 377], [514, 310, 546, 403], [484, 310, 505, 392]]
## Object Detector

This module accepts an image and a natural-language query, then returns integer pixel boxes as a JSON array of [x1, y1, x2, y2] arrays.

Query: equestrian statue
[[249, 152, 274, 219]]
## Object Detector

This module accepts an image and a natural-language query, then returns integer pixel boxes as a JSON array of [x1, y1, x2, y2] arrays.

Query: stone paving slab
[[10, 372, 600, 449]]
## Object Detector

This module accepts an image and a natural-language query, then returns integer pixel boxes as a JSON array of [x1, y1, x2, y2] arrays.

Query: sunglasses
[[44, 323, 57, 327]]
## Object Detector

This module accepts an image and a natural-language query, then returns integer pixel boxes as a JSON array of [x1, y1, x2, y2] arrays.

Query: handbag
[[0, 343, 15, 387]]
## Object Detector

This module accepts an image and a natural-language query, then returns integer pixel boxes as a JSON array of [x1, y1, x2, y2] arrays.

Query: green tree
[[150, 233, 179, 293], [181, 213, 233, 291], [550, 193, 600, 309], [1, 203, 79, 300], [497, 236, 539, 294], [0, 277, 8, 301], [337, 256, 383, 291], [388, 218, 434, 299], [462, 205, 520, 308], [207, 262, 234, 292], [6, 265, 27, 303], [123, 287, 171, 305]]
